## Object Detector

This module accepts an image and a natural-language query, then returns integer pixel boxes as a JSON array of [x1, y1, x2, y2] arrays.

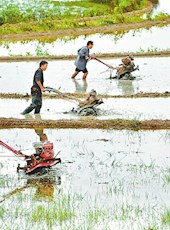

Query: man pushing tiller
[[21, 60, 48, 115]]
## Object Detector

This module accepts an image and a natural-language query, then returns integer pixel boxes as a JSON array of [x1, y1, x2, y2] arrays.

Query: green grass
[[1, 12, 169, 38], [0, 0, 169, 38], [144, 226, 158, 230], [0, 206, 5, 218], [162, 210, 170, 225], [163, 175, 170, 183], [0, 0, 151, 36], [87, 208, 106, 223], [162, 167, 170, 184], [53, 0, 109, 17], [31, 194, 75, 226], [154, 12, 170, 20]]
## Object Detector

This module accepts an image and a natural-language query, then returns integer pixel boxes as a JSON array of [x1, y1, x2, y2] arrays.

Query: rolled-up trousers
[[22, 94, 42, 114]]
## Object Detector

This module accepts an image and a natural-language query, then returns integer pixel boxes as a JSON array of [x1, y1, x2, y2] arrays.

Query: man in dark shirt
[[21, 60, 48, 115]]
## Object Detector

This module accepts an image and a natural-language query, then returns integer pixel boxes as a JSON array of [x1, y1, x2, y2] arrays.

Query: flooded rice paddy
[[0, 57, 170, 95], [1, 97, 170, 121], [0, 128, 170, 229], [1, 0, 170, 57], [1, 1, 170, 228], [1, 25, 170, 56]]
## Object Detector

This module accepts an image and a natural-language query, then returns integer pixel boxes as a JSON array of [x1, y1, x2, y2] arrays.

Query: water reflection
[[1, 25, 170, 56], [23, 113, 43, 120], [150, 0, 159, 11], [72, 79, 88, 93], [152, 0, 170, 15], [29, 176, 61, 200], [1, 128, 170, 229], [117, 80, 135, 95], [0, 176, 61, 203]]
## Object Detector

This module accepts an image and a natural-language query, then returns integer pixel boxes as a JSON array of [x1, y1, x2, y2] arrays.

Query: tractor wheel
[[79, 108, 97, 116]]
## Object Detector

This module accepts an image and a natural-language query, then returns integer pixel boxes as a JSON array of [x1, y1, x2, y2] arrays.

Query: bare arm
[[36, 80, 45, 92]]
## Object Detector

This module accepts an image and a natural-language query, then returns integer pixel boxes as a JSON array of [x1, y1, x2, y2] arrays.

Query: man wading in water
[[21, 60, 48, 115], [71, 41, 94, 80]]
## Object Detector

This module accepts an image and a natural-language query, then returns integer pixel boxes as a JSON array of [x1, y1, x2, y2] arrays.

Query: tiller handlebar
[[94, 57, 117, 69], [0, 140, 25, 157], [44, 86, 81, 104]]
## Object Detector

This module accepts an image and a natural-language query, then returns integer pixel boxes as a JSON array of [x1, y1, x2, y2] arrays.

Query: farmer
[[21, 60, 48, 115], [71, 41, 94, 80]]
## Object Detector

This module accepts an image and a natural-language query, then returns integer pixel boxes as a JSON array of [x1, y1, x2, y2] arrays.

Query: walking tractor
[[45, 86, 103, 116], [0, 140, 61, 174], [95, 56, 139, 80]]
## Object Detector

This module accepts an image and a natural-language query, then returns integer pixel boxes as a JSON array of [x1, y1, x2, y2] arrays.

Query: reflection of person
[[21, 60, 48, 115], [28, 177, 61, 200], [23, 113, 42, 120], [79, 89, 99, 107], [71, 41, 94, 80], [34, 127, 48, 153], [31, 127, 49, 164], [29, 178, 55, 200], [72, 79, 88, 93], [117, 79, 135, 96], [34, 127, 48, 143], [0, 177, 61, 203]]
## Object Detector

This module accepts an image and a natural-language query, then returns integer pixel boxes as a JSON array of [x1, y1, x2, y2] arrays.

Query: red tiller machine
[[0, 140, 61, 174]]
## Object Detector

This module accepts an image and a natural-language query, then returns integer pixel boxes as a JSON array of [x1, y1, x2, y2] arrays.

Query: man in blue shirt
[[71, 41, 94, 80], [21, 60, 48, 115]]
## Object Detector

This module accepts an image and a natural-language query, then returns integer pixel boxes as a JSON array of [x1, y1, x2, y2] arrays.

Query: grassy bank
[[0, 16, 170, 43], [1, 117, 170, 130], [1, 91, 170, 100], [1, 0, 169, 39], [0, 50, 170, 60], [0, 0, 147, 26]]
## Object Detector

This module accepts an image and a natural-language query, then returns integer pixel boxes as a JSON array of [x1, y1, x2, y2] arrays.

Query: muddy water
[[1, 97, 170, 120], [0, 128, 170, 229], [0, 25, 170, 56], [0, 57, 170, 95]]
